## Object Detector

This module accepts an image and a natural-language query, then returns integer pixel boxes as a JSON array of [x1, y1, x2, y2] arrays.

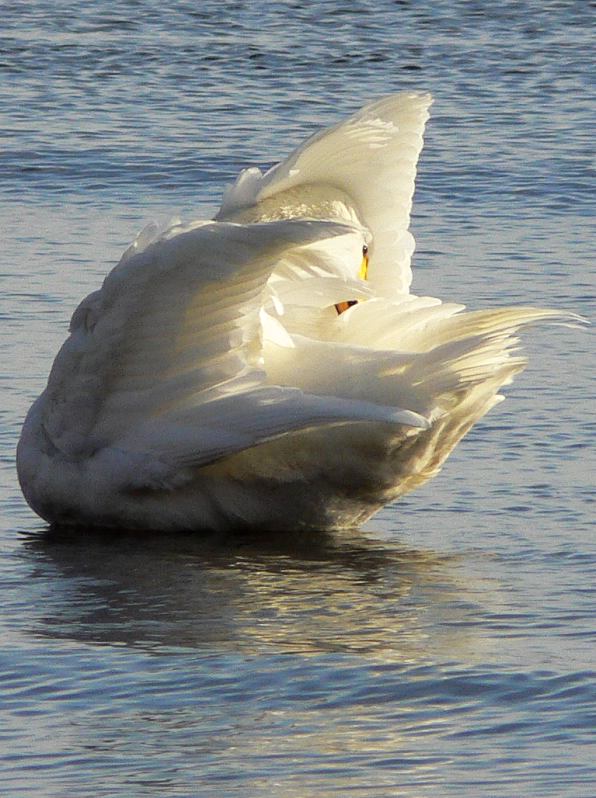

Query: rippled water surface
[[1, 1, 594, 796]]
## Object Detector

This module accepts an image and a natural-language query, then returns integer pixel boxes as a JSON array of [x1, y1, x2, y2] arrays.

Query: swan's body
[[17, 93, 579, 532]]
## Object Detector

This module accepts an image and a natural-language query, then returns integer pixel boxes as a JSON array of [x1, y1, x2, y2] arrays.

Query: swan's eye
[[362, 244, 369, 255]]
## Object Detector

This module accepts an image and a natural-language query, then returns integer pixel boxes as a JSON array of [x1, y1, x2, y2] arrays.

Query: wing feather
[[217, 92, 433, 297], [42, 220, 358, 457], [40, 218, 427, 489]]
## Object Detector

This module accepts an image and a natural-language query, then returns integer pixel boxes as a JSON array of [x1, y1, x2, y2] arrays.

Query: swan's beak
[[359, 250, 369, 281], [335, 250, 369, 315]]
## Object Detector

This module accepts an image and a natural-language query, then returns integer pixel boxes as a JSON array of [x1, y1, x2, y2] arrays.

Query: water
[[1, 1, 594, 795]]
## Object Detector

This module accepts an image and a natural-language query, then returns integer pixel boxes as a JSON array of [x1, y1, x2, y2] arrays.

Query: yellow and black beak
[[335, 245, 369, 315], [358, 245, 369, 280]]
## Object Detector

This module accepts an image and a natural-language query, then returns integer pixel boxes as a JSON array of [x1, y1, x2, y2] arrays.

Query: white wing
[[40, 219, 426, 490], [217, 92, 433, 298]]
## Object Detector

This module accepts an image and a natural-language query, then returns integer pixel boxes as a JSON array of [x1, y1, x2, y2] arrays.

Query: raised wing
[[217, 92, 433, 298], [40, 219, 427, 488], [42, 221, 351, 456]]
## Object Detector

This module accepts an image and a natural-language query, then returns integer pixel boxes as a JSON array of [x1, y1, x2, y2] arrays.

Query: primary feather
[[218, 91, 431, 298], [17, 92, 581, 532]]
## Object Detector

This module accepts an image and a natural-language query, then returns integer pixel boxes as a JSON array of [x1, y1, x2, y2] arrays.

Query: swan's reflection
[[21, 525, 478, 661]]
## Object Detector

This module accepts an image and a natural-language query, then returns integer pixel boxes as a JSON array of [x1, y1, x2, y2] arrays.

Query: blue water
[[1, 2, 594, 796]]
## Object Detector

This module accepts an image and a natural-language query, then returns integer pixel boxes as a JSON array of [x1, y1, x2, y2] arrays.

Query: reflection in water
[[6, 527, 592, 798], [19, 525, 480, 662]]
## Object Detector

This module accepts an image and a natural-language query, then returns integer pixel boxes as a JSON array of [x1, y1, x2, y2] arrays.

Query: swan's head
[[265, 220, 371, 284], [263, 223, 373, 321]]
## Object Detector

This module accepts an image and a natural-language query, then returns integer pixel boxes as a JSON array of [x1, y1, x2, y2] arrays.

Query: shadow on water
[[17, 524, 477, 661]]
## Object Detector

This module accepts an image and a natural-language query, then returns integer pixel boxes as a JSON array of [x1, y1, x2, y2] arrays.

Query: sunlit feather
[[17, 93, 582, 532]]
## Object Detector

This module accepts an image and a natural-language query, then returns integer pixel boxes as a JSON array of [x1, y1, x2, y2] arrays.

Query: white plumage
[[17, 93, 581, 532]]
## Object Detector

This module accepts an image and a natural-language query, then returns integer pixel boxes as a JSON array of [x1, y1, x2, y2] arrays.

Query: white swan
[[17, 93, 580, 532]]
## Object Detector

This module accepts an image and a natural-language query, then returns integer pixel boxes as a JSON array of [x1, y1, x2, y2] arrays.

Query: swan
[[17, 92, 580, 532]]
